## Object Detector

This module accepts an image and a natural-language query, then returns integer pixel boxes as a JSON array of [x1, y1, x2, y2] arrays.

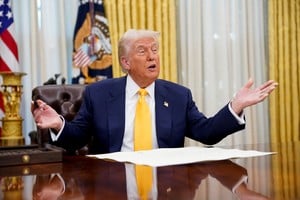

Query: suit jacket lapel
[[107, 77, 126, 152], [155, 80, 172, 147]]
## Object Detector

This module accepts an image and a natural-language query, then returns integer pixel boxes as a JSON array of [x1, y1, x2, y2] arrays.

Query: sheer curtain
[[176, 0, 269, 146], [12, 0, 78, 143], [176, 1, 271, 197]]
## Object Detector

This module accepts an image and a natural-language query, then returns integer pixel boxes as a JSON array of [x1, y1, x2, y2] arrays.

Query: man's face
[[123, 37, 160, 88]]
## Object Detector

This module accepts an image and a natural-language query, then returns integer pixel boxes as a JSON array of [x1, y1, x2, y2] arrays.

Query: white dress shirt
[[121, 75, 158, 152]]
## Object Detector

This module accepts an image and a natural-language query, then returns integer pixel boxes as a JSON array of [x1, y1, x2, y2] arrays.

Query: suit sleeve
[[185, 89, 245, 145], [54, 86, 94, 152]]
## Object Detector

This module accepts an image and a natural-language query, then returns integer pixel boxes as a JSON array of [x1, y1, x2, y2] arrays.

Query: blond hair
[[118, 29, 160, 66]]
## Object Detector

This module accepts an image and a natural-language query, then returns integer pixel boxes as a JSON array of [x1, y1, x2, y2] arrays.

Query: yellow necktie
[[134, 88, 152, 150], [134, 88, 153, 200]]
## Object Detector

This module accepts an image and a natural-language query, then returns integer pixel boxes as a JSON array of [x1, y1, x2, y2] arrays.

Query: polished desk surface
[[0, 142, 299, 200]]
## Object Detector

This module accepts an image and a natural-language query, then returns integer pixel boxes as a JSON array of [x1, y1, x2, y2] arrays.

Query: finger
[[36, 99, 46, 108], [268, 85, 278, 94], [32, 108, 43, 120], [259, 92, 270, 101], [32, 102, 48, 118], [35, 99, 49, 111], [31, 101, 36, 113], [32, 103, 42, 116], [34, 111, 47, 127], [36, 122, 45, 129], [243, 78, 254, 89], [260, 81, 278, 94], [258, 80, 276, 91]]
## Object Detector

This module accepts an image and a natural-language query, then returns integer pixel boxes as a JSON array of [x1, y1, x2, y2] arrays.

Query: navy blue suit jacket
[[56, 76, 245, 154]]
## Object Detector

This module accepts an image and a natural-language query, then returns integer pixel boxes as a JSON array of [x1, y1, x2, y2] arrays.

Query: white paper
[[87, 147, 275, 167]]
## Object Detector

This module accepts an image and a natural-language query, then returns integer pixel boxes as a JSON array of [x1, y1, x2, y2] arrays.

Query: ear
[[121, 56, 130, 70]]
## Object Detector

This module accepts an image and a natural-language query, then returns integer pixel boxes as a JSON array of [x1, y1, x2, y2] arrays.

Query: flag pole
[[89, 0, 95, 55]]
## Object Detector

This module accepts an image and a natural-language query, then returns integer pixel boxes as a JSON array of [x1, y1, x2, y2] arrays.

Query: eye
[[151, 45, 158, 54], [136, 47, 145, 55]]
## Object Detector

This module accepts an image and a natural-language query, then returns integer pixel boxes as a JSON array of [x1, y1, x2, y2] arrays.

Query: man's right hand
[[31, 99, 63, 132]]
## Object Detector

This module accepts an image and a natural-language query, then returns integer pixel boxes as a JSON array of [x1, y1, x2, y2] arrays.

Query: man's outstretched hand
[[230, 78, 278, 115], [31, 99, 63, 132]]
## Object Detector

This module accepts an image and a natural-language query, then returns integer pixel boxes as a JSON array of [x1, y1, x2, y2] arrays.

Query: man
[[31, 29, 278, 154]]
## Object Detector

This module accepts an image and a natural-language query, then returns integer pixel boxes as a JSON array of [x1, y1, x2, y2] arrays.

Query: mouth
[[147, 64, 156, 70]]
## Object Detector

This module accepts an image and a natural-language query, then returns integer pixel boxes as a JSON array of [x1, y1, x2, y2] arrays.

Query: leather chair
[[31, 84, 87, 154]]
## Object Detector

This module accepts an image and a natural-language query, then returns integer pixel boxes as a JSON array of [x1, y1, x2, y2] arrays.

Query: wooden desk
[[0, 142, 299, 200]]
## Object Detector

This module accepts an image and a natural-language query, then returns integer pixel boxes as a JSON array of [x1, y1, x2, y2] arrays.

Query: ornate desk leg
[[0, 72, 26, 146]]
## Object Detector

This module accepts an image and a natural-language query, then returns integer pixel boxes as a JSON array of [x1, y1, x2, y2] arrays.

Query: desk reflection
[[32, 174, 84, 200], [27, 159, 269, 200], [1, 142, 299, 199]]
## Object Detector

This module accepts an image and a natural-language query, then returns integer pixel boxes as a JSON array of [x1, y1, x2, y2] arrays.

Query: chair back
[[31, 84, 86, 152]]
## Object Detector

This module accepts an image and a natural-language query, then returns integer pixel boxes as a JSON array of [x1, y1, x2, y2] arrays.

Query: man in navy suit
[[32, 29, 278, 154]]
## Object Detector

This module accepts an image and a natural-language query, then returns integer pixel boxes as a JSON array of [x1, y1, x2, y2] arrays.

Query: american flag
[[0, 0, 20, 127], [73, 43, 93, 68], [0, 0, 19, 72]]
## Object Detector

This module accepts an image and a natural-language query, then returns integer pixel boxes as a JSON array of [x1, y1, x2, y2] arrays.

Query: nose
[[146, 49, 155, 61]]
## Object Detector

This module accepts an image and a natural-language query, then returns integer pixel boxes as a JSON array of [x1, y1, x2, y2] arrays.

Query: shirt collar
[[126, 75, 155, 99]]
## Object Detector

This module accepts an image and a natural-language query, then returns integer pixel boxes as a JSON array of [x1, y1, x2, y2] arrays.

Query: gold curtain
[[271, 143, 300, 200], [269, 2, 300, 199], [103, 0, 177, 82], [268, 0, 300, 143]]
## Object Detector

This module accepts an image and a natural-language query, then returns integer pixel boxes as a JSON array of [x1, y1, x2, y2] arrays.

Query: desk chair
[[31, 84, 87, 154]]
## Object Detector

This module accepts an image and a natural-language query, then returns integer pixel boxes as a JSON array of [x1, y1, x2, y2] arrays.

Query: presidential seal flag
[[72, 0, 112, 84]]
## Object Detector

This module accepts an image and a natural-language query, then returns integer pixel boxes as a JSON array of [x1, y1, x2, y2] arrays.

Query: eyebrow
[[135, 42, 158, 48]]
